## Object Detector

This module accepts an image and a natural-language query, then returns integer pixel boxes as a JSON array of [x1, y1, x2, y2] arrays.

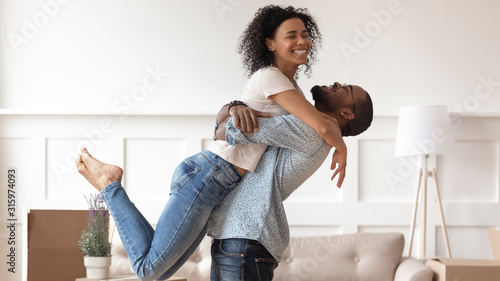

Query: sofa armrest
[[393, 257, 433, 281]]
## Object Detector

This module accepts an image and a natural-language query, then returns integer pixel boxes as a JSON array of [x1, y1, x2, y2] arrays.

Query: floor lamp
[[394, 105, 456, 260]]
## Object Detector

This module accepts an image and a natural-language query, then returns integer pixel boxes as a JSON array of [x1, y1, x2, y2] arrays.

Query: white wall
[[1, 1, 500, 281], [1, 0, 499, 114]]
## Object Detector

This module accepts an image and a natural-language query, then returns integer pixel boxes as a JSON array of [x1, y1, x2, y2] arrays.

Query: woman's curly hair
[[238, 5, 322, 79]]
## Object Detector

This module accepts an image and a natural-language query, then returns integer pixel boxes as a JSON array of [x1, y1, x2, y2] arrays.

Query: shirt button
[[286, 258, 292, 263], [353, 257, 360, 263]]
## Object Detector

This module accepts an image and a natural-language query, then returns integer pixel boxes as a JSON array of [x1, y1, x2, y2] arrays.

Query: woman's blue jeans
[[100, 150, 242, 280], [211, 239, 278, 281]]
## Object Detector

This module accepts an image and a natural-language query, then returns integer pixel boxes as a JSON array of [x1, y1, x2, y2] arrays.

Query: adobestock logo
[[449, 74, 500, 129], [8, 0, 72, 54], [111, 65, 171, 116], [340, 0, 403, 63], [51, 64, 171, 182], [282, 236, 342, 281], [213, 0, 244, 21], [51, 118, 115, 182], [384, 74, 500, 191]]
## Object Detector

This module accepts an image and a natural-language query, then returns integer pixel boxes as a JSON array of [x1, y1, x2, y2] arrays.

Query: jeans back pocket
[[170, 158, 201, 190]]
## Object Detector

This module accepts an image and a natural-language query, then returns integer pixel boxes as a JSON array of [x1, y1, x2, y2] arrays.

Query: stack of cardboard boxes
[[428, 229, 500, 281]]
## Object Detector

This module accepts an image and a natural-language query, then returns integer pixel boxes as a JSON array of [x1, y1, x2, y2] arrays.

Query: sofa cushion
[[273, 232, 405, 281], [110, 233, 406, 281], [110, 236, 213, 280]]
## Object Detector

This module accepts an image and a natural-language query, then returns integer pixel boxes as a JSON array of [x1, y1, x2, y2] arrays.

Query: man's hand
[[320, 112, 346, 188], [229, 105, 270, 136], [330, 149, 346, 188]]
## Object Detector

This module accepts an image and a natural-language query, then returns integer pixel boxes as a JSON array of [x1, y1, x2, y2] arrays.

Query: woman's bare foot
[[76, 148, 123, 192]]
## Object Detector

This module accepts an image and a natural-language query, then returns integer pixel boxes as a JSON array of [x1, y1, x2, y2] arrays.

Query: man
[[76, 82, 372, 281], [208, 82, 373, 281]]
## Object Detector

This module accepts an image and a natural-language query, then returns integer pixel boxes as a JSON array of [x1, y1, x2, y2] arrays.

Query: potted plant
[[78, 193, 112, 279]]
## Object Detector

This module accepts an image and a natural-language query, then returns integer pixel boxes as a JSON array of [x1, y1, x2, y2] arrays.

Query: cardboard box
[[428, 258, 500, 281], [24, 210, 188, 281], [24, 209, 89, 281], [489, 228, 500, 260], [427, 229, 500, 281]]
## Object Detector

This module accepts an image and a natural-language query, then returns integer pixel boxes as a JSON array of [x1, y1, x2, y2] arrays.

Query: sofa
[[110, 232, 433, 281]]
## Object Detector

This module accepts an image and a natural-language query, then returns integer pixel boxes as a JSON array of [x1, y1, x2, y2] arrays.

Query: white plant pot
[[84, 256, 112, 279]]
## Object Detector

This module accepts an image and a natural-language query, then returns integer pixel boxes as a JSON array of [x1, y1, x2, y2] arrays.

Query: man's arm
[[216, 105, 344, 186], [214, 104, 230, 141], [226, 115, 329, 157], [215, 103, 336, 156]]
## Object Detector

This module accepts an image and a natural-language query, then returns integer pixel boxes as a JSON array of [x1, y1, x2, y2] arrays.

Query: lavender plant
[[78, 193, 112, 256]]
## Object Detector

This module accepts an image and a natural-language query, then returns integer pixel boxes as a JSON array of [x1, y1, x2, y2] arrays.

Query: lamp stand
[[407, 154, 451, 259]]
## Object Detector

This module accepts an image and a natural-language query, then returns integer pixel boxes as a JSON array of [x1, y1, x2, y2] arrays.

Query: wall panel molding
[[0, 114, 499, 274]]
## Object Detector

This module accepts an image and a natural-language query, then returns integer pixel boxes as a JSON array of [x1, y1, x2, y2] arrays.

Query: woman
[[212, 5, 347, 183], [76, 5, 347, 281]]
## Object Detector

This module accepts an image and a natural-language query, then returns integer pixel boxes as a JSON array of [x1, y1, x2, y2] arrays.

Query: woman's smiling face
[[266, 17, 311, 71]]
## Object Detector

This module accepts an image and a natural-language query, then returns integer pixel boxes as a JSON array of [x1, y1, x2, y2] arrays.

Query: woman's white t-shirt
[[208, 66, 305, 172]]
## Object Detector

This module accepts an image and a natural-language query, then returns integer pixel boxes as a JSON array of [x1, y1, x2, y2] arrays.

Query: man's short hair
[[342, 92, 373, 137]]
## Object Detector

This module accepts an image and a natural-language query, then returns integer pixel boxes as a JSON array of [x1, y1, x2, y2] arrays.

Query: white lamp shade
[[394, 105, 456, 157]]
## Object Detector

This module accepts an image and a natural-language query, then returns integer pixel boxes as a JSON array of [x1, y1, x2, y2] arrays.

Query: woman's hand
[[320, 112, 346, 188], [229, 105, 270, 135]]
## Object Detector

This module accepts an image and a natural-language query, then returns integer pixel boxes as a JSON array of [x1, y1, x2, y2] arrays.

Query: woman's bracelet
[[227, 100, 247, 113]]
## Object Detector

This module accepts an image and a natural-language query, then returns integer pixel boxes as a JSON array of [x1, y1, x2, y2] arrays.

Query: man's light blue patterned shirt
[[207, 115, 331, 261]]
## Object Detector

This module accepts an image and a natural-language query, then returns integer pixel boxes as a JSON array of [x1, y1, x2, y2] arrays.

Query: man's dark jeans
[[211, 238, 278, 281]]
